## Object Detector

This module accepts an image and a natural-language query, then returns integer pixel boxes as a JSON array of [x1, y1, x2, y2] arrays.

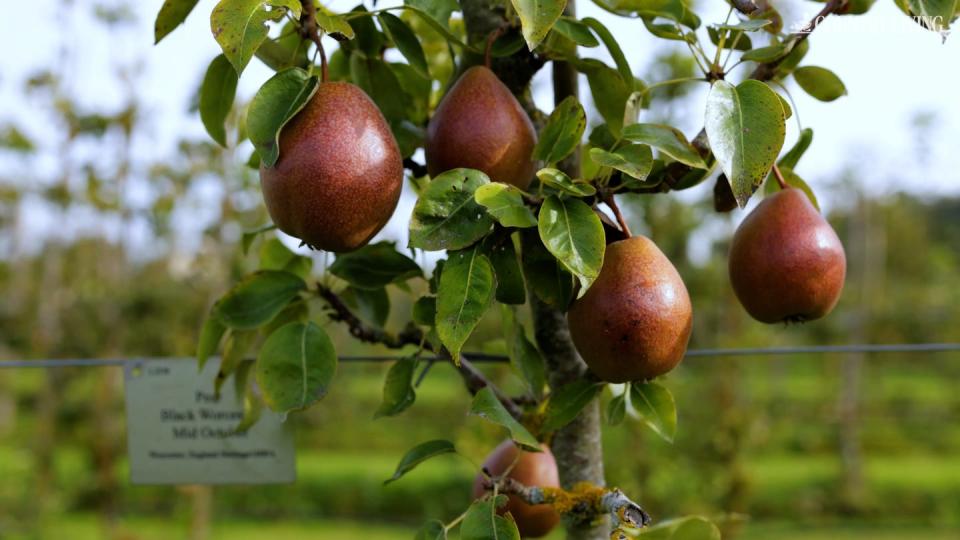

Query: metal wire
[[0, 343, 958, 369]]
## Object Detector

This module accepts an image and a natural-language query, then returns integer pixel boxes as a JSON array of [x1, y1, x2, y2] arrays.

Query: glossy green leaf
[[536, 168, 596, 196], [155, 0, 200, 43], [741, 43, 789, 63], [414, 520, 448, 540], [341, 286, 391, 328], [256, 321, 337, 414], [315, 4, 354, 39], [409, 169, 494, 251], [582, 17, 633, 86], [510, 0, 567, 49], [384, 439, 457, 485], [210, 0, 300, 74], [711, 19, 771, 31], [708, 26, 752, 51], [197, 311, 226, 371], [214, 270, 306, 330], [461, 497, 521, 540], [474, 184, 537, 228], [375, 356, 417, 418], [629, 381, 677, 443], [606, 392, 627, 426], [779, 127, 813, 170], [501, 305, 546, 399], [404, 0, 459, 29], [589, 144, 654, 181], [899, 0, 956, 31], [199, 54, 238, 147], [533, 96, 586, 164], [543, 379, 604, 432], [436, 248, 496, 361], [216, 329, 257, 395], [538, 195, 605, 293], [520, 229, 575, 308], [578, 59, 631, 135], [350, 54, 408, 123], [622, 123, 707, 169], [793, 66, 848, 102], [705, 80, 786, 207], [469, 387, 540, 450], [592, 0, 701, 28], [247, 67, 319, 168], [485, 238, 526, 305], [552, 17, 599, 47], [330, 242, 422, 289], [412, 296, 437, 326], [258, 237, 311, 279], [378, 12, 429, 78]]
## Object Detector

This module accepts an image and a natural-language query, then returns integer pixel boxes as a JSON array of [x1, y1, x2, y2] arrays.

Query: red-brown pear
[[728, 187, 847, 323], [472, 441, 561, 538], [567, 236, 693, 383], [260, 82, 403, 253], [426, 66, 537, 189]]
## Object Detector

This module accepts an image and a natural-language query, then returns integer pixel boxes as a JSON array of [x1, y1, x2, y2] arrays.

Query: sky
[[0, 0, 957, 259]]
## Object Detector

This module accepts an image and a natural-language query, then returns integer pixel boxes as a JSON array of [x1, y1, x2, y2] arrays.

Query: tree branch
[[315, 283, 524, 419], [299, 0, 328, 81]]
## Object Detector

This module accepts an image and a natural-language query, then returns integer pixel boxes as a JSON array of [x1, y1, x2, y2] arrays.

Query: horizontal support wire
[[0, 343, 958, 369]]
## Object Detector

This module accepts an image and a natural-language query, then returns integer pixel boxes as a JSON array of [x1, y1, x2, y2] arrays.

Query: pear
[[728, 187, 846, 323], [260, 82, 403, 253], [567, 236, 693, 383], [472, 440, 560, 538], [426, 66, 537, 189]]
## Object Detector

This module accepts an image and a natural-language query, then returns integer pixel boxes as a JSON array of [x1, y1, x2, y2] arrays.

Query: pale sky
[[0, 0, 957, 258]]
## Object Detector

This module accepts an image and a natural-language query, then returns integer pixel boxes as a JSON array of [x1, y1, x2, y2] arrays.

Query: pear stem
[[483, 27, 505, 69], [772, 163, 789, 190], [604, 194, 632, 238], [300, 0, 329, 82]]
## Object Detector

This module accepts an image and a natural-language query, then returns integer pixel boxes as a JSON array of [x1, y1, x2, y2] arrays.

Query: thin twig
[[603, 194, 632, 238], [300, 0, 328, 82], [772, 163, 788, 190], [484, 27, 506, 69]]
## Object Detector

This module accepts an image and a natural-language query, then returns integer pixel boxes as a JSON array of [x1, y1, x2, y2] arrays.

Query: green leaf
[[461, 497, 521, 540], [315, 4, 354, 39], [536, 168, 596, 196], [538, 195, 605, 293], [501, 305, 546, 399], [621, 123, 706, 169], [409, 169, 494, 251], [705, 80, 786, 208], [246, 67, 319, 168], [485, 238, 526, 305], [379, 12, 429, 78], [199, 54, 238, 147], [592, 0, 701, 28], [629, 381, 677, 443], [155, 0, 200, 43], [256, 321, 337, 414], [210, 0, 300, 75], [233, 359, 263, 433], [412, 296, 437, 326], [778, 127, 813, 170], [469, 388, 540, 451], [404, 0, 459, 29], [414, 520, 448, 540], [708, 26, 752, 51], [350, 55, 408, 123], [581, 17, 633, 87], [520, 229, 575, 308], [578, 59, 631, 135], [793, 66, 848, 102], [533, 96, 586, 164], [341, 286, 391, 328], [543, 379, 604, 432], [375, 356, 418, 418], [259, 237, 311, 279], [330, 242, 422, 289], [901, 0, 957, 31], [711, 19, 771, 32], [741, 43, 789, 63], [384, 439, 457, 485], [606, 392, 627, 426], [475, 184, 537, 228], [589, 144, 653, 181], [214, 270, 306, 330], [197, 310, 226, 371], [552, 17, 599, 47], [510, 0, 567, 50], [216, 329, 257, 395], [436, 248, 496, 361]]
